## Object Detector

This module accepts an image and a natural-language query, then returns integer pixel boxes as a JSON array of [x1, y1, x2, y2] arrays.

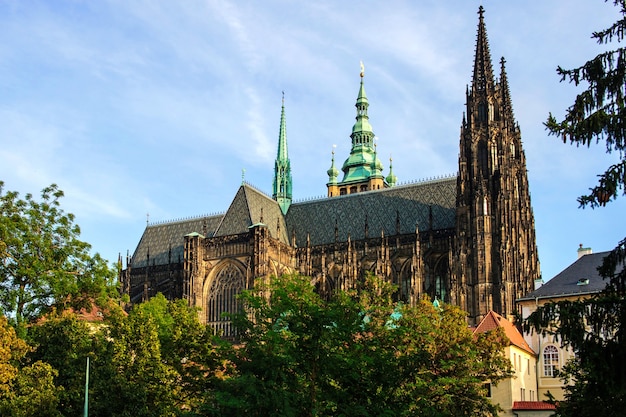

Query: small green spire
[[272, 92, 292, 214], [327, 146, 339, 184], [386, 156, 398, 187]]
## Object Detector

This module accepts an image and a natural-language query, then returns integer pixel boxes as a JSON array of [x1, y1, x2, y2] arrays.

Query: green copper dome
[[340, 71, 384, 184]]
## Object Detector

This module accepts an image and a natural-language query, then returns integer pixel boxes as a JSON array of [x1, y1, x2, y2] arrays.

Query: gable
[[214, 184, 289, 244]]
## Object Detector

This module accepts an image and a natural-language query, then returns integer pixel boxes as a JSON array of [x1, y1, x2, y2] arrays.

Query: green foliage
[[545, 0, 626, 208], [527, 2, 626, 415], [0, 181, 118, 334], [23, 293, 225, 417], [0, 316, 61, 416], [211, 273, 510, 417], [28, 314, 104, 415]]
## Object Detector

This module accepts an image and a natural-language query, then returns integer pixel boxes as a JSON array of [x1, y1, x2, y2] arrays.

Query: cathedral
[[120, 7, 540, 334]]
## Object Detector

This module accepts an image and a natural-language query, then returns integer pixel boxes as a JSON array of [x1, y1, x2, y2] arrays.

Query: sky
[[1, 0, 624, 282]]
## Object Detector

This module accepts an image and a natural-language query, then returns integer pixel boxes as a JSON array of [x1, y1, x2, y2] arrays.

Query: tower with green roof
[[272, 93, 292, 214], [327, 63, 394, 197]]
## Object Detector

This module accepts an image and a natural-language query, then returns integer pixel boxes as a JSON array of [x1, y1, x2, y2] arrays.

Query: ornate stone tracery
[[205, 262, 245, 337]]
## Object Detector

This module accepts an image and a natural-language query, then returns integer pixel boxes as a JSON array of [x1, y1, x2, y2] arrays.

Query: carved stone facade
[[120, 7, 540, 335]]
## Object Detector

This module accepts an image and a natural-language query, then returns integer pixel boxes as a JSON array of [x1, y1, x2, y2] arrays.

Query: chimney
[[577, 243, 592, 259]]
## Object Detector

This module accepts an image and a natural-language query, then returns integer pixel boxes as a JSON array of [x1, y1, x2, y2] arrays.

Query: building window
[[340, 188, 347, 195], [207, 263, 245, 338], [521, 388, 526, 401], [484, 383, 491, 397], [543, 345, 559, 377]]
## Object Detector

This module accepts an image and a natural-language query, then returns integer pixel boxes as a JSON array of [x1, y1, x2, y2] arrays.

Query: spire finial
[[360, 60, 364, 78], [472, 5, 495, 93], [327, 144, 339, 184], [386, 154, 398, 187], [282, 90, 285, 106], [242, 168, 246, 185]]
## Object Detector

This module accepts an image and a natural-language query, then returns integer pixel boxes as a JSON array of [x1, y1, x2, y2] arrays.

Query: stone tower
[[454, 6, 540, 323], [272, 93, 292, 214]]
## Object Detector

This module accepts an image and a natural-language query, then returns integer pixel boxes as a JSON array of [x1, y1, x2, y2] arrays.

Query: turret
[[327, 62, 387, 197], [327, 146, 340, 196]]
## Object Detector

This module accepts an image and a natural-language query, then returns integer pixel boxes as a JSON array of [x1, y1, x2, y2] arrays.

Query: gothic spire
[[272, 92, 292, 214], [499, 57, 516, 128], [472, 6, 496, 94]]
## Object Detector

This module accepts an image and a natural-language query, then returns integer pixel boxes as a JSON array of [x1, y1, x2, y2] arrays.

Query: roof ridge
[[148, 212, 224, 227], [242, 181, 274, 201]]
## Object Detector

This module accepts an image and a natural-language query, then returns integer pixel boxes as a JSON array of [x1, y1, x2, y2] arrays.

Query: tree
[[129, 294, 224, 414], [211, 274, 510, 417], [525, 1, 626, 415], [0, 182, 117, 334], [28, 294, 223, 417], [0, 316, 60, 417], [28, 313, 105, 416]]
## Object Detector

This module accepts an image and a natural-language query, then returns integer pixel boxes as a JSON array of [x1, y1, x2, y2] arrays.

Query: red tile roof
[[474, 311, 535, 355], [513, 401, 556, 410]]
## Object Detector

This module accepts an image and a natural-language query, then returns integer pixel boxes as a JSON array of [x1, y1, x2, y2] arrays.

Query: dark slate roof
[[518, 252, 614, 301], [131, 214, 223, 268], [286, 176, 456, 247], [130, 178, 456, 267], [214, 184, 289, 244]]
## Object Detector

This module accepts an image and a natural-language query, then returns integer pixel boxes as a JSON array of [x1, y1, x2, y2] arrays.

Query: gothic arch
[[397, 258, 415, 303], [203, 260, 246, 338], [424, 252, 450, 303]]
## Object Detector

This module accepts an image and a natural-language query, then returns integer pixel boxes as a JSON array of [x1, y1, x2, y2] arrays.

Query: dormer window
[[577, 278, 590, 286]]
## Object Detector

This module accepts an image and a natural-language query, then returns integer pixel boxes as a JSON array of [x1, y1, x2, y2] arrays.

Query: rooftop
[[518, 251, 617, 302]]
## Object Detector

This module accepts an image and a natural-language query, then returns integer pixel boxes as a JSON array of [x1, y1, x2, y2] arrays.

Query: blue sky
[[1, 0, 624, 281]]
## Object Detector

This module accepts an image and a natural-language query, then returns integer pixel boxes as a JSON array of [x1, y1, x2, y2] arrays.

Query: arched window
[[543, 345, 559, 377], [207, 263, 245, 338]]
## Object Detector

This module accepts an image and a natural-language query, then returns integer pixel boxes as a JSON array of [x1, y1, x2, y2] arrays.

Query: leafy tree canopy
[[211, 274, 511, 417], [0, 316, 60, 417], [0, 182, 118, 334]]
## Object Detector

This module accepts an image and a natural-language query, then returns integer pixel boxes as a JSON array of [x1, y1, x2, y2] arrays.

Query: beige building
[[517, 246, 609, 402], [474, 311, 555, 416]]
